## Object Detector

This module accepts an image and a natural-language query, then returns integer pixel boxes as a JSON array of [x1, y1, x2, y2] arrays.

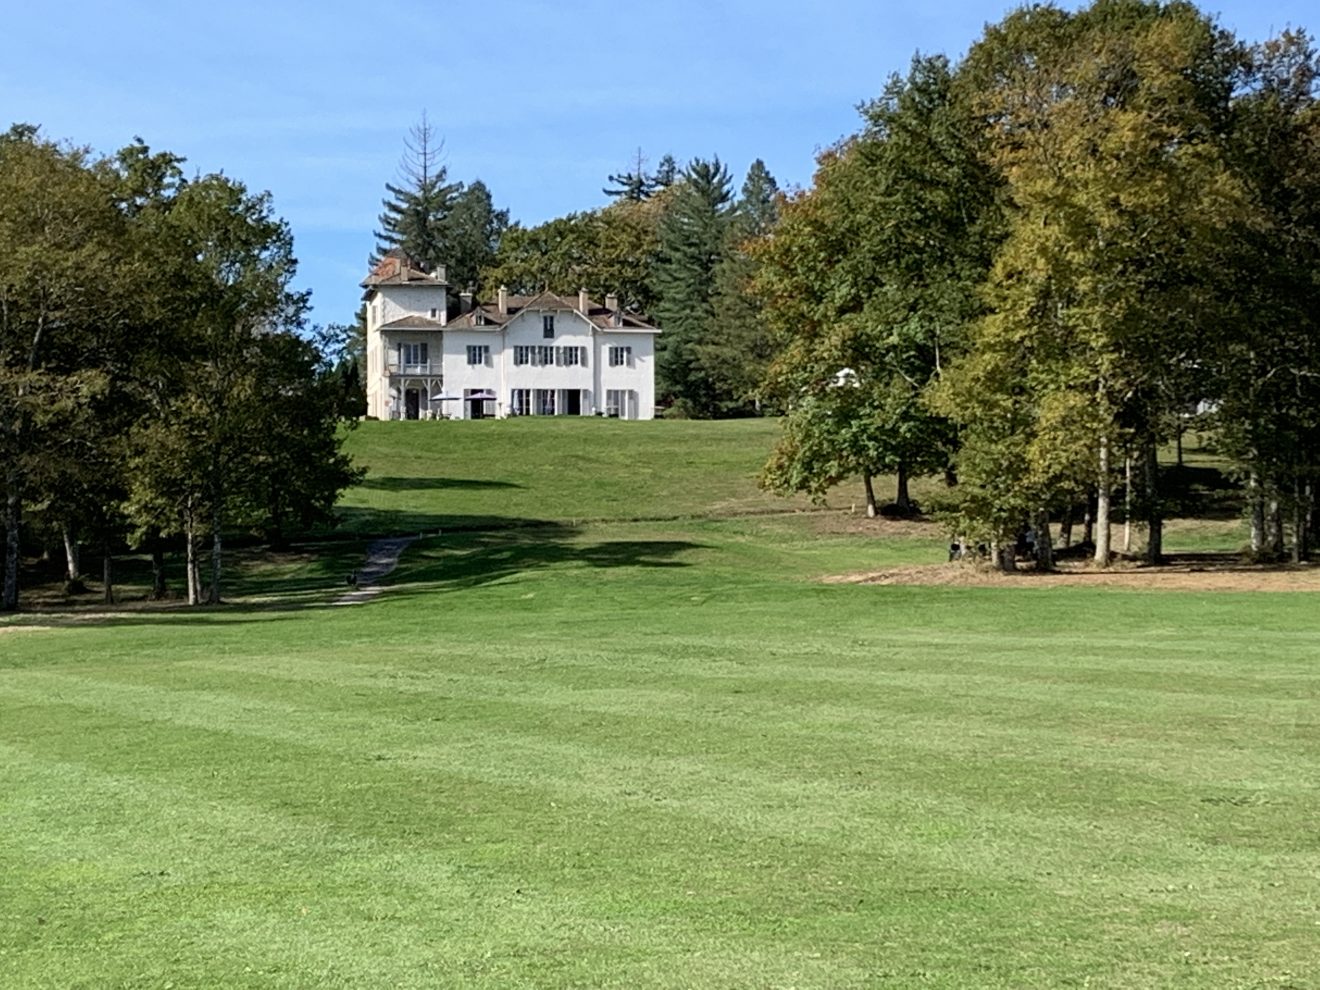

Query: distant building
[[361, 256, 659, 420]]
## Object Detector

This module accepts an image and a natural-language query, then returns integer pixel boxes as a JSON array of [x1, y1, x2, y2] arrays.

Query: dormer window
[[542, 315, 555, 338], [429, 308, 439, 320]]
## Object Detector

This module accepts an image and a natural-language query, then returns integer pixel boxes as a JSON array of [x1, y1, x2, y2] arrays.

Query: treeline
[[0, 126, 360, 610], [756, 0, 1320, 567], [485, 152, 781, 418]]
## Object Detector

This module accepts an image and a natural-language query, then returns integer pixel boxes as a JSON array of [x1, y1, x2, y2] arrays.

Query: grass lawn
[[2, 420, 1316, 988]]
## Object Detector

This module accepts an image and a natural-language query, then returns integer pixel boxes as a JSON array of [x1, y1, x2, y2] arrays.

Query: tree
[[654, 157, 735, 414], [696, 159, 781, 414], [758, 55, 997, 517], [444, 179, 509, 291], [652, 154, 679, 190], [245, 333, 364, 550], [604, 148, 652, 202], [373, 112, 460, 272], [940, 0, 1246, 566], [481, 193, 670, 315], [1212, 30, 1320, 560], [129, 173, 309, 604], [0, 127, 129, 610]]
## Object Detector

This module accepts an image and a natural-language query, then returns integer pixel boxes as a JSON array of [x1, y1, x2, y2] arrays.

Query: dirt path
[[333, 536, 417, 606], [825, 558, 1320, 592]]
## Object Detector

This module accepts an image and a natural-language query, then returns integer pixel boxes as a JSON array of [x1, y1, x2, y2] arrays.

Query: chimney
[[605, 293, 620, 326], [433, 264, 447, 283], [459, 290, 474, 316], [578, 288, 590, 313], [498, 285, 509, 315]]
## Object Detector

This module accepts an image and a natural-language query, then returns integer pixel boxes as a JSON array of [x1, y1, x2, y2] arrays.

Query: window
[[428, 307, 439, 320], [513, 345, 530, 366], [542, 314, 555, 338], [510, 388, 531, 415], [608, 345, 632, 367], [605, 389, 625, 418], [467, 344, 489, 366], [536, 345, 554, 365], [534, 389, 556, 416], [400, 342, 428, 370], [555, 346, 583, 367]]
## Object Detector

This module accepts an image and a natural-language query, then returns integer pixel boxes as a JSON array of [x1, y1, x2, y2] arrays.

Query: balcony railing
[[387, 361, 441, 375]]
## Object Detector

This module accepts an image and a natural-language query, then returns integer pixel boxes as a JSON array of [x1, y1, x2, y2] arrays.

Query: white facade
[[361, 259, 659, 420]]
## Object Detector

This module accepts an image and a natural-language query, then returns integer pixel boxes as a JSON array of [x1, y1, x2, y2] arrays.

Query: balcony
[[387, 361, 441, 376]]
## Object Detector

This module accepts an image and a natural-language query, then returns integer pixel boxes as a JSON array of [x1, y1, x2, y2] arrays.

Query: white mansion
[[362, 256, 659, 420]]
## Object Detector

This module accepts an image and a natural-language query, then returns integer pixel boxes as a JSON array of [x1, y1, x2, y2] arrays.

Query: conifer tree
[[652, 154, 679, 190], [697, 159, 780, 414], [445, 179, 509, 291], [374, 113, 460, 271], [603, 147, 652, 202], [654, 157, 734, 414]]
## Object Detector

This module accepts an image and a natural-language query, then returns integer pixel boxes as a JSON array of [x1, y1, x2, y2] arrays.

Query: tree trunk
[[1083, 490, 1097, 546], [1034, 510, 1054, 572], [1292, 474, 1305, 564], [1144, 440, 1162, 565], [102, 538, 114, 605], [1302, 480, 1314, 562], [1175, 422, 1184, 468], [208, 506, 222, 605], [1060, 505, 1074, 548], [1248, 466, 1265, 556], [62, 525, 80, 583], [1094, 438, 1112, 567], [3, 482, 20, 611], [895, 461, 912, 512], [185, 509, 200, 606], [150, 534, 167, 600], [863, 472, 877, 518], [1123, 454, 1133, 555], [1267, 497, 1284, 558]]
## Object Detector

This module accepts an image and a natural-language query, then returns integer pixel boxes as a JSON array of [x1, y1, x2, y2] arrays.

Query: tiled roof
[[380, 315, 446, 331], [360, 253, 448, 290], [446, 291, 658, 332]]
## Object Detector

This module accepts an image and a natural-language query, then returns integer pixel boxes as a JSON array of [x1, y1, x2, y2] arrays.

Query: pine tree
[[654, 157, 734, 414], [603, 147, 652, 202], [374, 112, 460, 271], [696, 159, 780, 414], [445, 179, 509, 291], [652, 154, 678, 190]]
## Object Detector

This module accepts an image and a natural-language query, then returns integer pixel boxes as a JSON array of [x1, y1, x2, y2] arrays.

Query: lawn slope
[[2, 419, 1316, 988]]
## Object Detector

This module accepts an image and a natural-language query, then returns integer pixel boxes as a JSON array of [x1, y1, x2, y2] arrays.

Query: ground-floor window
[[534, 388, 556, 416], [510, 388, 531, 415], [605, 389, 636, 419], [463, 388, 496, 419]]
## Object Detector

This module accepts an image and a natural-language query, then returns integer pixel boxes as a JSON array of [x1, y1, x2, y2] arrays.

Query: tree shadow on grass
[[326, 506, 541, 539], [4, 519, 706, 629], [388, 523, 705, 597], [357, 476, 522, 493]]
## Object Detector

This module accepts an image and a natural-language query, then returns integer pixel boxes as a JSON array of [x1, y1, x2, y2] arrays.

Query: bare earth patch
[[826, 557, 1320, 592]]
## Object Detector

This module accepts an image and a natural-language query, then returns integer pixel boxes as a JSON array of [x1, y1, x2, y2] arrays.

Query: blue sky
[[3, 0, 1315, 328]]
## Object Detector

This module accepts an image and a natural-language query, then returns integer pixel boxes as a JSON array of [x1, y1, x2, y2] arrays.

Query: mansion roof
[[446, 291, 658, 332]]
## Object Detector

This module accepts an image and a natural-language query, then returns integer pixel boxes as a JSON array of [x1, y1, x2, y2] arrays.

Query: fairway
[[3, 422, 1318, 988]]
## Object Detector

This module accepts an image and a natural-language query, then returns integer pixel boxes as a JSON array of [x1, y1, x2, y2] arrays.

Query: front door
[[405, 389, 420, 420], [468, 397, 486, 419], [563, 389, 581, 416]]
